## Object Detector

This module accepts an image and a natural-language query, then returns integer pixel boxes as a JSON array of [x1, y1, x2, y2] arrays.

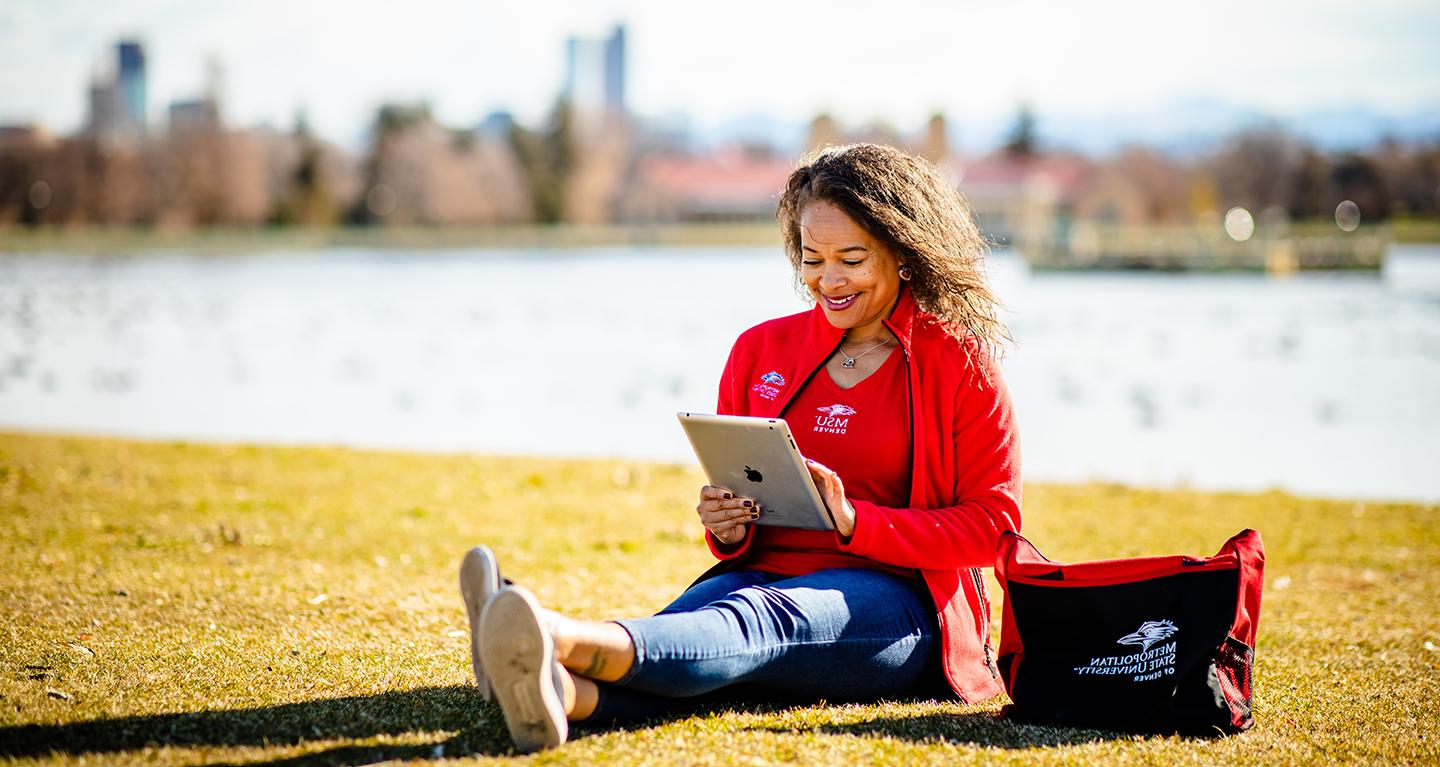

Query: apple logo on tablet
[[744, 466, 763, 482]]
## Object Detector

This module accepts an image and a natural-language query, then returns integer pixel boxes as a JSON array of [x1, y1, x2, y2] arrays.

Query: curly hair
[[776, 143, 1009, 353]]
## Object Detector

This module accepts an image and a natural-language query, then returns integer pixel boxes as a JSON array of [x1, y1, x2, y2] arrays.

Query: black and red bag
[[995, 529, 1264, 734]]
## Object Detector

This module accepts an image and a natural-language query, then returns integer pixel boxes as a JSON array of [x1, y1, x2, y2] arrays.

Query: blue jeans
[[589, 567, 940, 723]]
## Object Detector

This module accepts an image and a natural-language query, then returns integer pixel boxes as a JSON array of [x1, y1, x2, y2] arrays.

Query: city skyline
[[1, 0, 1437, 151]]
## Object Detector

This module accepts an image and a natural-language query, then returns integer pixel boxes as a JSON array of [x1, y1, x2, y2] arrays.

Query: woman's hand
[[696, 484, 759, 546], [805, 459, 857, 538]]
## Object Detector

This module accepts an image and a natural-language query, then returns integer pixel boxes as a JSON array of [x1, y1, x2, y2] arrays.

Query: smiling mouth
[[822, 293, 857, 310]]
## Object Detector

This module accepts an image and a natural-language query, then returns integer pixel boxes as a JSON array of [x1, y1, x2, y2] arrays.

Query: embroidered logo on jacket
[[751, 371, 786, 401], [814, 404, 856, 434], [1072, 619, 1180, 683]]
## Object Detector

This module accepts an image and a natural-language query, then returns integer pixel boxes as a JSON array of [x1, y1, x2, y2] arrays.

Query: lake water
[[2, 244, 1437, 502]]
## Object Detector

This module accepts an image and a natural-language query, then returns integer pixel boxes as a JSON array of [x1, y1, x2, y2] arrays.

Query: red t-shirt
[[745, 348, 914, 578]]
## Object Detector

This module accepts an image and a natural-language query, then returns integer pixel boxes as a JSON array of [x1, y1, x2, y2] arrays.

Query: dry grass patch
[[1, 432, 1436, 765]]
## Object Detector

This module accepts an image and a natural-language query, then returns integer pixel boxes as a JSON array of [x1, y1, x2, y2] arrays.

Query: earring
[[898, 265, 912, 281]]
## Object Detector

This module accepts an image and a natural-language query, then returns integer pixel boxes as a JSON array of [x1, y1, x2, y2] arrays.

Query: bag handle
[[1219, 529, 1265, 646], [995, 530, 1053, 581]]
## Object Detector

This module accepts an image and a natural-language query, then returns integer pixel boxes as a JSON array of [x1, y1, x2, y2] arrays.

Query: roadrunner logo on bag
[[1119, 620, 1179, 651], [1074, 620, 1180, 681]]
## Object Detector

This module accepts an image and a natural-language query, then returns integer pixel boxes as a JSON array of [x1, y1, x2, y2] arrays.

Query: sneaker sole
[[480, 587, 568, 753], [459, 546, 501, 702]]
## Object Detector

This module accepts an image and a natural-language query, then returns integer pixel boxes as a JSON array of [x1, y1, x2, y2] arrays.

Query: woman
[[460, 143, 1021, 753]]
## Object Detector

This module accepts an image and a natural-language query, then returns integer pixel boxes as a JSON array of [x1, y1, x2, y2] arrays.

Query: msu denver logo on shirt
[[751, 371, 786, 401], [814, 404, 856, 435]]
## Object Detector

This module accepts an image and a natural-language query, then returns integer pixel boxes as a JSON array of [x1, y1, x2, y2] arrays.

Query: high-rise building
[[86, 39, 148, 143], [561, 23, 627, 117], [87, 80, 122, 138], [603, 24, 626, 114], [168, 99, 220, 134], [478, 110, 516, 138], [116, 40, 147, 134], [563, 36, 580, 102]]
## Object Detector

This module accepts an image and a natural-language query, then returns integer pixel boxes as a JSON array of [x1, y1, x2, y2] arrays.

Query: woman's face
[[798, 200, 903, 338]]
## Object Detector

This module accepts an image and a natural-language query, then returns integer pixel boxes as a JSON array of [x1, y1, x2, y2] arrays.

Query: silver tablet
[[677, 412, 835, 531]]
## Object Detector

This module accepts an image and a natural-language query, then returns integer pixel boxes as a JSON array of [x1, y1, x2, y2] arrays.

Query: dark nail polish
[[742, 500, 753, 507], [723, 493, 733, 499]]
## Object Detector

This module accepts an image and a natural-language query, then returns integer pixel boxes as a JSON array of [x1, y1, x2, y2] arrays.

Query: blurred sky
[[1, 0, 1437, 147]]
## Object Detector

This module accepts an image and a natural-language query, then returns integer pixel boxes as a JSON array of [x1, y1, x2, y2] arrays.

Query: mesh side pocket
[[1214, 635, 1254, 731]]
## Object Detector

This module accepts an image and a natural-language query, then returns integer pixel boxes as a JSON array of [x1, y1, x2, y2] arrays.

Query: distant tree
[[1332, 152, 1391, 222], [1070, 146, 1185, 225], [352, 103, 433, 224], [508, 98, 575, 223], [1375, 139, 1440, 216], [3, 123, 268, 229], [1286, 147, 1332, 219], [1186, 170, 1221, 222], [375, 103, 432, 138], [1208, 127, 1306, 214], [65, 137, 150, 225], [274, 112, 338, 226], [0, 134, 46, 226], [1003, 103, 1038, 159], [544, 98, 575, 191], [1113, 146, 1189, 222], [163, 121, 228, 226]]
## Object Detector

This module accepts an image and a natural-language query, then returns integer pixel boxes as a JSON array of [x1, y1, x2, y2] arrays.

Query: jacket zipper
[[880, 317, 920, 515], [775, 335, 848, 418], [793, 315, 997, 686], [971, 566, 999, 677]]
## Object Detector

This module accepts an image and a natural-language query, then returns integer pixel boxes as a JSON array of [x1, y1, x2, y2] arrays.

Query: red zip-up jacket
[[707, 285, 1021, 702]]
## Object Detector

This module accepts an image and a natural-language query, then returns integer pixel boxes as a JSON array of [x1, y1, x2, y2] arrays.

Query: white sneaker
[[458, 545, 502, 701], [480, 585, 569, 753]]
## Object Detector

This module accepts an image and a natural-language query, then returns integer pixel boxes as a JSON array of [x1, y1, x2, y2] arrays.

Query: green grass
[[1, 432, 1436, 765], [1391, 217, 1440, 244]]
